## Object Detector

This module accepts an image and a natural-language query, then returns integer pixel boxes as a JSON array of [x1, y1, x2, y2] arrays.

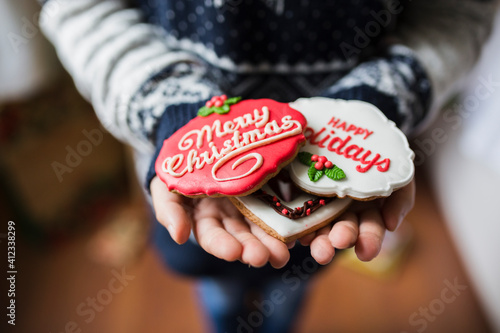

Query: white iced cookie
[[231, 184, 352, 242], [288, 97, 414, 199]]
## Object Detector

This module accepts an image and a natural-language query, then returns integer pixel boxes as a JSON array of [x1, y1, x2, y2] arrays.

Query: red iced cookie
[[155, 98, 307, 197]]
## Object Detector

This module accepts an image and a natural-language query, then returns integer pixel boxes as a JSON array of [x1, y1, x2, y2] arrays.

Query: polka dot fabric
[[139, 0, 388, 67]]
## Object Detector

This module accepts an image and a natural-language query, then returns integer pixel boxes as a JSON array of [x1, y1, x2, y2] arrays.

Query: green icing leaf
[[325, 165, 346, 180], [225, 96, 242, 105], [298, 152, 314, 166], [198, 96, 242, 116], [197, 106, 214, 117], [214, 106, 230, 114], [308, 164, 324, 182]]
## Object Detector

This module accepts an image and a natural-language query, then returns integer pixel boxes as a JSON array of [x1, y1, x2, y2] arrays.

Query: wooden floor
[[13, 170, 493, 333]]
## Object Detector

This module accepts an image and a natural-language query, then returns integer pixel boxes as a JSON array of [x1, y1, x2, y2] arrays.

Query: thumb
[[151, 177, 192, 244]]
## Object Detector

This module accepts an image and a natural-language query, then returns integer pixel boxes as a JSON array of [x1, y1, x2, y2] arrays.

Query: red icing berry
[[311, 154, 319, 162], [319, 199, 325, 206], [324, 161, 333, 169], [306, 208, 311, 216], [214, 100, 223, 107], [210, 96, 219, 103], [276, 202, 281, 207], [307, 200, 313, 205], [282, 209, 288, 215], [220, 94, 227, 101], [318, 156, 328, 164], [296, 207, 302, 211], [272, 196, 278, 202], [314, 161, 324, 170], [206, 101, 214, 108]]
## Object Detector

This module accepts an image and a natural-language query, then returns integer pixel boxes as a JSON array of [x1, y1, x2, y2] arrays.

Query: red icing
[[306, 125, 391, 174], [327, 117, 374, 140], [314, 161, 324, 170], [156, 99, 307, 196]]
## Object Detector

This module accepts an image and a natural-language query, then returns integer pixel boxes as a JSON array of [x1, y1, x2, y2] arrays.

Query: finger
[[223, 217, 270, 268], [151, 177, 192, 244], [193, 213, 243, 262], [310, 226, 336, 265], [382, 179, 416, 231], [329, 211, 359, 249], [355, 208, 386, 261], [248, 221, 290, 269], [298, 231, 317, 246]]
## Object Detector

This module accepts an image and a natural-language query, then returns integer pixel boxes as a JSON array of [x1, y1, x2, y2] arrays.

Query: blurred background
[[1, 1, 499, 332]]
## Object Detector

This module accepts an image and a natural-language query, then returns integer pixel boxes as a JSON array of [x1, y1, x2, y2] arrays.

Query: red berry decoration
[[311, 154, 319, 162], [220, 94, 227, 101], [319, 199, 325, 206], [307, 200, 313, 205], [214, 100, 223, 107], [306, 208, 311, 216], [314, 161, 324, 170], [318, 156, 328, 164], [324, 161, 333, 169], [272, 196, 278, 202], [282, 209, 288, 215], [276, 202, 281, 207], [206, 101, 214, 107]]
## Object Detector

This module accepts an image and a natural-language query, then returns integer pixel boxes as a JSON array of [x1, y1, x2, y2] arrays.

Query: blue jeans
[[153, 218, 327, 333]]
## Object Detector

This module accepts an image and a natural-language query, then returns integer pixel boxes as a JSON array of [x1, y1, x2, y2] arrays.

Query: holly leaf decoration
[[308, 164, 324, 182], [198, 96, 242, 116], [225, 96, 242, 104], [212, 106, 226, 114], [298, 152, 314, 166], [325, 165, 346, 180], [198, 106, 213, 117]]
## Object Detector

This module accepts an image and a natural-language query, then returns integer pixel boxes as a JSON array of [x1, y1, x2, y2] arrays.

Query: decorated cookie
[[288, 97, 415, 199], [231, 172, 352, 242], [155, 97, 307, 197]]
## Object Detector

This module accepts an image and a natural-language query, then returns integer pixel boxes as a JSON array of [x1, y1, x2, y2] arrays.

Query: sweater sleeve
[[39, 0, 222, 154], [321, 0, 498, 135]]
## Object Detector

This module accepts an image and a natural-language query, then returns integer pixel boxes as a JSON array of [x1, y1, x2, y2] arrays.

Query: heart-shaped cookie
[[231, 172, 352, 242]]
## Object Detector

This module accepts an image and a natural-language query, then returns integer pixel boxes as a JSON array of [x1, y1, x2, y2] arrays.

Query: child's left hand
[[298, 179, 415, 265]]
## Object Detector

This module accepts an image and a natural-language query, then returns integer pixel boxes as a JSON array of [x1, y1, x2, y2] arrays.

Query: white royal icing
[[288, 97, 414, 199], [235, 185, 352, 239]]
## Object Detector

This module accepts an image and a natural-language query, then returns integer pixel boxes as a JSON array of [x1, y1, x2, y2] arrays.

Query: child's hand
[[298, 179, 416, 265], [150, 176, 291, 268]]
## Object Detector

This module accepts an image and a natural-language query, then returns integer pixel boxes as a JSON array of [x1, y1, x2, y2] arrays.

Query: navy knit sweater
[[135, 0, 431, 186], [38, 0, 496, 188]]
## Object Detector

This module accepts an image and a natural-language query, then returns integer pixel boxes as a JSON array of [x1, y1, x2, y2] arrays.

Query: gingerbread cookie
[[288, 97, 415, 199], [231, 172, 352, 243], [155, 97, 307, 197]]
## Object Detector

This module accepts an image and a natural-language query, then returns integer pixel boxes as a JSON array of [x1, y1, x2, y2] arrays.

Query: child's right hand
[[150, 176, 292, 269]]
